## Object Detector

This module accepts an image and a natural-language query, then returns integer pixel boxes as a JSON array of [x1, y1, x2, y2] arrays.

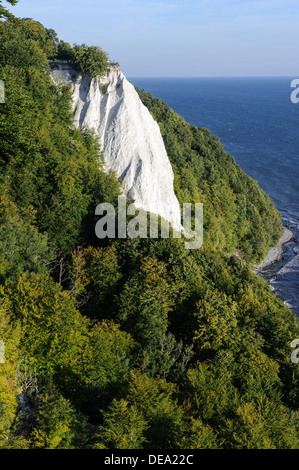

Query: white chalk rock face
[[50, 63, 182, 231]]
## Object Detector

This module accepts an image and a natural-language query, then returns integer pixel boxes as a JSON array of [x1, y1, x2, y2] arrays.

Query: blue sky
[[8, 0, 299, 77]]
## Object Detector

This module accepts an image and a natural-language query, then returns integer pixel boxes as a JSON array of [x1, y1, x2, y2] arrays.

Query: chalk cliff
[[50, 62, 182, 231]]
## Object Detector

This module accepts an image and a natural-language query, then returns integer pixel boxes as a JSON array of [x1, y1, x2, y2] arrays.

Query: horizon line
[[128, 75, 298, 79]]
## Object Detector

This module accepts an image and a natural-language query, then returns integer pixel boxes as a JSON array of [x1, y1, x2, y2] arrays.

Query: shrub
[[72, 43, 109, 77]]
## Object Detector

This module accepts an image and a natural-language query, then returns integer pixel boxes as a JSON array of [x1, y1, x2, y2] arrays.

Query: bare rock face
[[50, 63, 182, 231]]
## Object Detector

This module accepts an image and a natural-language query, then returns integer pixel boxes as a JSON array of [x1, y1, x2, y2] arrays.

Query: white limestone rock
[[50, 62, 182, 231]]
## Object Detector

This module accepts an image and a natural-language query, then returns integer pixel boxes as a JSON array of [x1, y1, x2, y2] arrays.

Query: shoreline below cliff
[[253, 227, 294, 273]]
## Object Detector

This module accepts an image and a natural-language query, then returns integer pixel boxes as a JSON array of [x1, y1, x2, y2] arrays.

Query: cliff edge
[[50, 62, 182, 231]]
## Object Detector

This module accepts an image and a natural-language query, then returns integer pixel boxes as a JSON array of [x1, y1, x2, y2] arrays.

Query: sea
[[129, 77, 299, 318]]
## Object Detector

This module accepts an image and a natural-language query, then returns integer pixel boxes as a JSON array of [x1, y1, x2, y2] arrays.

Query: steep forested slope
[[135, 88, 282, 263], [0, 6, 298, 449]]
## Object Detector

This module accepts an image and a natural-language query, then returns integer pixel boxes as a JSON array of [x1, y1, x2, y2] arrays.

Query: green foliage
[[135, 87, 283, 263], [4, 272, 134, 404], [21, 19, 58, 59], [186, 362, 240, 425], [72, 43, 109, 77], [118, 257, 175, 345], [97, 399, 148, 449], [56, 40, 74, 61], [69, 245, 122, 308], [0, 196, 51, 281], [31, 383, 87, 449], [56, 42, 109, 77], [0, 287, 21, 446], [124, 370, 184, 449], [193, 288, 239, 352], [178, 416, 219, 449], [0, 11, 298, 450], [117, 256, 191, 377], [0, 20, 121, 254], [0, 0, 18, 20]]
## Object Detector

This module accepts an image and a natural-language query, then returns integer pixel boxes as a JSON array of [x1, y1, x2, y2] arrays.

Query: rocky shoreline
[[254, 227, 294, 273]]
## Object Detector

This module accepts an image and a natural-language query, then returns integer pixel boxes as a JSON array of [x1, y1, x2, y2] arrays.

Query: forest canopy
[[0, 4, 298, 450]]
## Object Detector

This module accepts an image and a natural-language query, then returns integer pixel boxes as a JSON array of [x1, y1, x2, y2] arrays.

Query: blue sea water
[[129, 77, 299, 317]]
